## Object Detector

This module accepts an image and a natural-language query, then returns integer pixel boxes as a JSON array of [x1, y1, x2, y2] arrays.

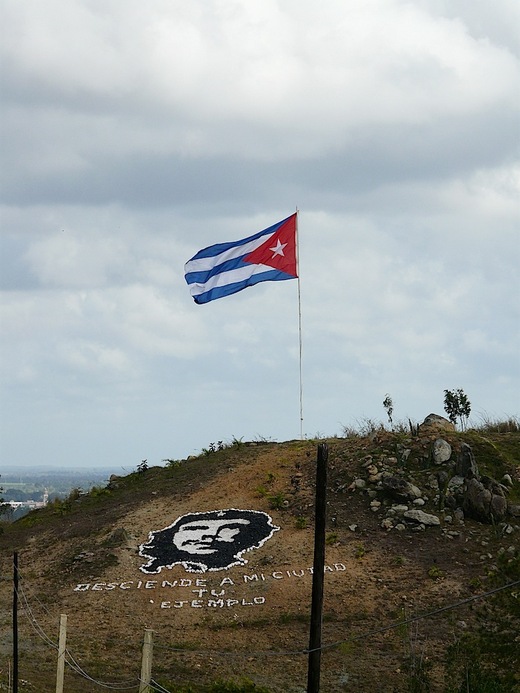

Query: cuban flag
[[184, 213, 298, 305]]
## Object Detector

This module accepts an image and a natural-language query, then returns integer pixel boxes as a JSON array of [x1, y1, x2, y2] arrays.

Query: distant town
[[1, 467, 115, 520]]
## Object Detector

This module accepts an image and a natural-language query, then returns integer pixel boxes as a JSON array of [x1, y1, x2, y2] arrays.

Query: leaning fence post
[[139, 628, 154, 693]]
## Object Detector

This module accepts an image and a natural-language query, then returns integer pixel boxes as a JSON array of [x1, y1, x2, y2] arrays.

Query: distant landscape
[[0, 468, 114, 520]]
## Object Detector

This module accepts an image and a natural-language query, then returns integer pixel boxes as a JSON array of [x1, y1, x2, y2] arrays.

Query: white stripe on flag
[[189, 263, 273, 297], [185, 233, 275, 273]]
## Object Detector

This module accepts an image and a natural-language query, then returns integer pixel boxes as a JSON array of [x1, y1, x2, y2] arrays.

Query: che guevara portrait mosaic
[[139, 509, 280, 574]]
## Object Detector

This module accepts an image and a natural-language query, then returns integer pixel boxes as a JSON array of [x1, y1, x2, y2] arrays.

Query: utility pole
[[13, 552, 19, 693], [139, 628, 154, 693], [55, 614, 67, 693], [307, 443, 328, 693]]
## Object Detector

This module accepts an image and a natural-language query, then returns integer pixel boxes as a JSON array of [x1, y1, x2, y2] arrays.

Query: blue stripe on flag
[[188, 218, 287, 261], [185, 255, 250, 286], [192, 269, 293, 305]]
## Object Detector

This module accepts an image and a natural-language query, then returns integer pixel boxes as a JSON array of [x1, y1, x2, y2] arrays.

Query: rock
[[508, 504, 520, 518], [419, 414, 456, 433], [368, 473, 383, 483], [456, 443, 479, 479], [348, 524, 358, 532], [453, 508, 465, 522], [380, 518, 394, 530], [403, 509, 441, 526], [463, 477, 508, 523], [502, 474, 513, 486], [104, 527, 129, 547], [389, 504, 409, 515], [382, 476, 422, 501], [107, 474, 123, 489], [433, 439, 452, 464], [413, 498, 425, 506], [448, 475, 465, 492]]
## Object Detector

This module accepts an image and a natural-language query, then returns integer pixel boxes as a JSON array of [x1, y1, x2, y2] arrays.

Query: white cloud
[[0, 0, 518, 468]]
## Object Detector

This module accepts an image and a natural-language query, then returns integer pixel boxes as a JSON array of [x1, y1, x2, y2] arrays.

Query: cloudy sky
[[1, 0, 519, 471]]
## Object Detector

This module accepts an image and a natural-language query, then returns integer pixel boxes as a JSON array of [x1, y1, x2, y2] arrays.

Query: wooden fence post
[[139, 628, 154, 693], [13, 552, 18, 693], [307, 443, 328, 693], [55, 614, 67, 693]]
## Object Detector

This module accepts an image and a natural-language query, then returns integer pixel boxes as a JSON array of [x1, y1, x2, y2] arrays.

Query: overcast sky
[[1, 0, 519, 471]]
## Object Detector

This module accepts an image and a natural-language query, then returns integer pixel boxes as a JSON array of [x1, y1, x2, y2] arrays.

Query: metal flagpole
[[296, 208, 304, 439]]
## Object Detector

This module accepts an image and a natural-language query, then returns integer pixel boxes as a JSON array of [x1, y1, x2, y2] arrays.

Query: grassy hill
[[1, 422, 519, 692]]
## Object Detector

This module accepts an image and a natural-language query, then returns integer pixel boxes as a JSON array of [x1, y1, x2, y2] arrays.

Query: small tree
[[136, 459, 148, 474], [383, 394, 394, 429], [443, 389, 471, 431]]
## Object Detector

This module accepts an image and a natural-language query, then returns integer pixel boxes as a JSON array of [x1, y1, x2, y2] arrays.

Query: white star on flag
[[269, 240, 287, 257]]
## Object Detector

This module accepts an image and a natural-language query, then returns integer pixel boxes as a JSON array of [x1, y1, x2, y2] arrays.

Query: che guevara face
[[172, 518, 250, 555], [139, 509, 280, 574]]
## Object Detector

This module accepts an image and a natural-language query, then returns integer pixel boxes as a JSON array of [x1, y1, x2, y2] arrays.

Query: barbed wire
[[14, 579, 139, 691], [8, 566, 520, 689], [151, 578, 520, 656]]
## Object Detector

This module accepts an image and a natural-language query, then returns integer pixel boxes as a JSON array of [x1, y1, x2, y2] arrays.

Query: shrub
[[268, 492, 287, 510], [295, 515, 307, 529]]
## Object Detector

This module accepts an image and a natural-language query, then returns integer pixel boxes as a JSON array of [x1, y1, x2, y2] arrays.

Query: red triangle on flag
[[243, 214, 298, 277]]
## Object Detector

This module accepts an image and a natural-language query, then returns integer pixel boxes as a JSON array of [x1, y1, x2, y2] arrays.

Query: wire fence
[[2, 568, 518, 692]]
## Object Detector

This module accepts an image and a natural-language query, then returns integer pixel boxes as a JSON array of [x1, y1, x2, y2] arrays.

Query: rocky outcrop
[[419, 413, 456, 433], [455, 443, 478, 478], [344, 426, 518, 532], [463, 477, 508, 523], [381, 475, 422, 502]]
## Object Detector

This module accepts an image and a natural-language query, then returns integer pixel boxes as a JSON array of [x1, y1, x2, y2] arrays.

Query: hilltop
[[0, 418, 519, 692]]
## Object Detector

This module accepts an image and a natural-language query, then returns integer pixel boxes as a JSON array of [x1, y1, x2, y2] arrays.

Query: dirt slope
[[1, 430, 519, 692]]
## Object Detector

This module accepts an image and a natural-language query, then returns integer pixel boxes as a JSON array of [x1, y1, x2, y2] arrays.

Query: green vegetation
[[267, 492, 287, 510], [444, 388, 472, 430], [445, 547, 520, 692], [427, 565, 445, 580], [354, 543, 366, 559], [295, 515, 307, 529], [383, 393, 394, 428]]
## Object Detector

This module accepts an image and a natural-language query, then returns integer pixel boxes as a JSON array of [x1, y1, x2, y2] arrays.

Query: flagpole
[[296, 208, 304, 439]]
